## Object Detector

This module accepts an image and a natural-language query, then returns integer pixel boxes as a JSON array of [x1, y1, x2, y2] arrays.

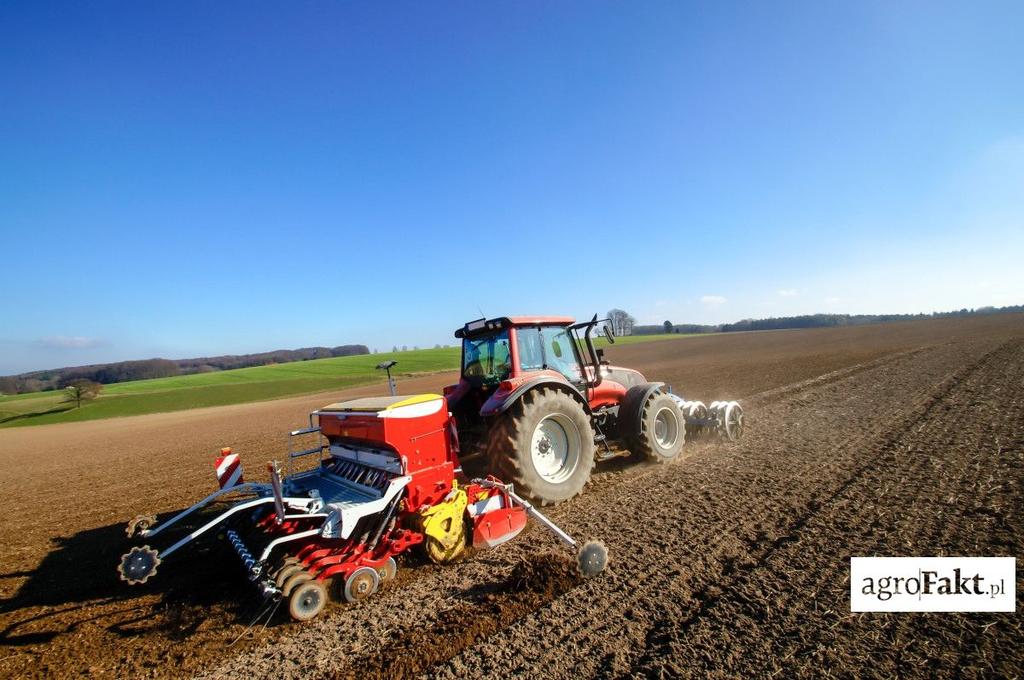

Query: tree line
[[633, 304, 1024, 336], [0, 344, 369, 395]]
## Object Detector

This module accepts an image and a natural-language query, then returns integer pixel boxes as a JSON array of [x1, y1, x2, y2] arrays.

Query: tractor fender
[[480, 376, 590, 418], [618, 381, 666, 433]]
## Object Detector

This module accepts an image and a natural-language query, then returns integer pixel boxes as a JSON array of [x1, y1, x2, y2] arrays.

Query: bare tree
[[608, 309, 637, 336], [64, 379, 102, 408], [607, 309, 626, 336]]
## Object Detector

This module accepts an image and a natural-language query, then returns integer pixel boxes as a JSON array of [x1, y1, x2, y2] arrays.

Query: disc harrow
[[669, 395, 745, 442]]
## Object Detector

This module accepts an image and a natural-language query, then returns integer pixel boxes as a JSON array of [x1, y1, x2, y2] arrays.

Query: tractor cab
[[456, 317, 583, 388], [447, 317, 583, 405], [445, 316, 633, 460]]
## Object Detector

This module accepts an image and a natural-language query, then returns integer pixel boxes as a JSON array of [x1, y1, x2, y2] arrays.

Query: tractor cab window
[[462, 330, 512, 384], [518, 327, 582, 383]]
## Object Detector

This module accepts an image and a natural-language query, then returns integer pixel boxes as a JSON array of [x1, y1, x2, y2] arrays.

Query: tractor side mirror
[[604, 323, 616, 344]]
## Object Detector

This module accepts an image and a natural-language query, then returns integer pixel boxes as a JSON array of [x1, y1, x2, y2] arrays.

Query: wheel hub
[[653, 407, 678, 448], [530, 413, 581, 484]]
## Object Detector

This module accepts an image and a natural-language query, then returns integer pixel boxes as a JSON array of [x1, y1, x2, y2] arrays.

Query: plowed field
[[1, 314, 1021, 678]]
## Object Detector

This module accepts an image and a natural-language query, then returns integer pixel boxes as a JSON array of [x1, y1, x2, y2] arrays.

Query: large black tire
[[485, 387, 595, 506], [624, 388, 685, 462]]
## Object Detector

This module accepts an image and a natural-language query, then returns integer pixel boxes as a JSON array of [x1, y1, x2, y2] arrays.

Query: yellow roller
[[419, 482, 468, 563]]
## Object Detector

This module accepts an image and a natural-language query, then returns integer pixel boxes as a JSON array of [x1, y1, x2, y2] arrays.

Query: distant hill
[[0, 344, 370, 395], [633, 304, 1023, 336]]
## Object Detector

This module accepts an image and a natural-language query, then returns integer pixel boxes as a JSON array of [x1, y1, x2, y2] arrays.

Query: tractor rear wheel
[[485, 387, 595, 506], [624, 388, 685, 462]]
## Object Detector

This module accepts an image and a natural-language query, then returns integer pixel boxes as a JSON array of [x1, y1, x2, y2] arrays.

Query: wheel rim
[[530, 413, 581, 484], [653, 406, 679, 448]]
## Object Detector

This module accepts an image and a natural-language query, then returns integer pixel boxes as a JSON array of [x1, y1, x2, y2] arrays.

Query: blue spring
[[225, 529, 257, 571]]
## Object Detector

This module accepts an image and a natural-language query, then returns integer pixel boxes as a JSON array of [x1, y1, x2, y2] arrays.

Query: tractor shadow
[[0, 515, 253, 647]]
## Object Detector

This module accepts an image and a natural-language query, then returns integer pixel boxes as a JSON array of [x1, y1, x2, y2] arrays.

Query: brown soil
[[330, 552, 581, 680], [1, 314, 1022, 678]]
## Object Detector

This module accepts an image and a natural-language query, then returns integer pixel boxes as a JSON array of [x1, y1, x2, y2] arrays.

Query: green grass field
[[0, 333, 693, 428]]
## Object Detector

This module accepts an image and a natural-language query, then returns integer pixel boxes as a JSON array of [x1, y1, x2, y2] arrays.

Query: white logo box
[[850, 557, 1016, 612]]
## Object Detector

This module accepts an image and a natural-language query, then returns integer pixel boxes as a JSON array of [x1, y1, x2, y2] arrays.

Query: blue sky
[[2, 1, 1022, 374]]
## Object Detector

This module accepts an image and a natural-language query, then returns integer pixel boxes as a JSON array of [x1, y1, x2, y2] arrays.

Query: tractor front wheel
[[485, 387, 595, 506]]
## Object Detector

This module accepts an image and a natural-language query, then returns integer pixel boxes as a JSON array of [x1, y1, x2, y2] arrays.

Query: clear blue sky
[[2, 1, 1022, 374]]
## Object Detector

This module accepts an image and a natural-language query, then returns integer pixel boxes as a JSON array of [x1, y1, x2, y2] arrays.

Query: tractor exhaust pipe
[[570, 314, 614, 390]]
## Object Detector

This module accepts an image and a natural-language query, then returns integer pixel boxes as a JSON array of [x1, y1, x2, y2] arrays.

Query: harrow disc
[[118, 545, 161, 585], [685, 401, 708, 437], [723, 402, 744, 441]]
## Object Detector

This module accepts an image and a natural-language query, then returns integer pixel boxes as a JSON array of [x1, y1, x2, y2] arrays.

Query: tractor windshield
[[462, 330, 512, 384], [517, 326, 582, 383]]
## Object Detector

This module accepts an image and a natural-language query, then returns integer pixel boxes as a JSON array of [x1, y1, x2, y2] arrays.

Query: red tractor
[[445, 315, 744, 506]]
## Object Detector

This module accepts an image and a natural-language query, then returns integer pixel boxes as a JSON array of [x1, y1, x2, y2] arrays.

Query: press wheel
[[281, 571, 312, 597], [288, 580, 327, 622]]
